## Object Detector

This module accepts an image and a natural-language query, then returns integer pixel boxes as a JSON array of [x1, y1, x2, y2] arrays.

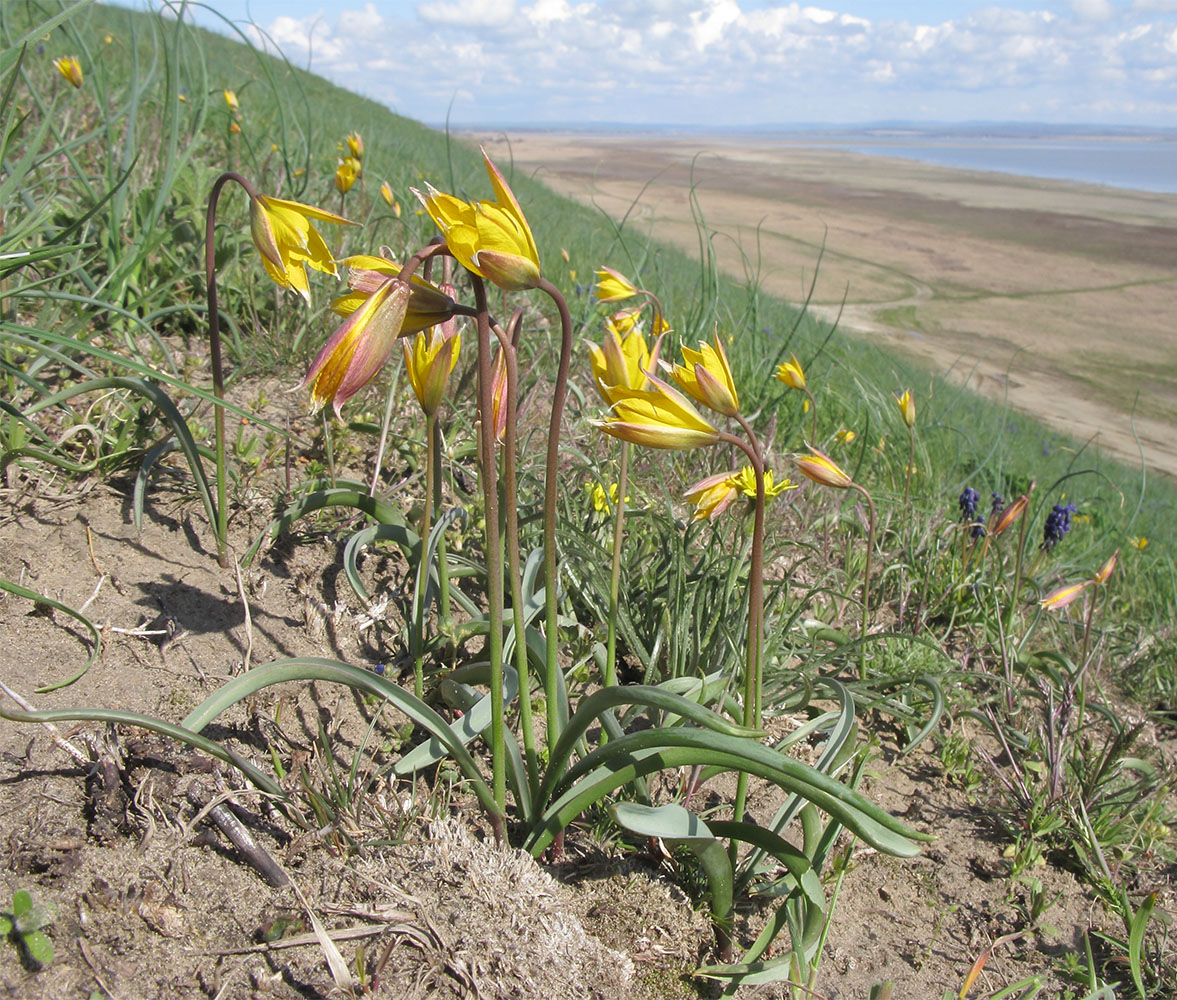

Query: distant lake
[[798, 138, 1177, 194]]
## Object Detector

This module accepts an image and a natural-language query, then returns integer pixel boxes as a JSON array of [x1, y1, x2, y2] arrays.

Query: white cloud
[[689, 0, 741, 50], [1072, 0, 1115, 19], [238, 1, 1177, 126], [417, 0, 517, 27]]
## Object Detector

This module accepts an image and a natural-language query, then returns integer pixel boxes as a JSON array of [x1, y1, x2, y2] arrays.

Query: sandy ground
[[474, 131, 1177, 479]]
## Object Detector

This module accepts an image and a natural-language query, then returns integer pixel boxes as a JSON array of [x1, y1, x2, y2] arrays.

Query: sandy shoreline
[[473, 130, 1177, 479]]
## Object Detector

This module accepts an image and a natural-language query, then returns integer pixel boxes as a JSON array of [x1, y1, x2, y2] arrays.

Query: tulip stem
[[412, 411, 438, 700], [604, 441, 630, 690], [432, 416, 452, 631], [472, 277, 507, 834], [537, 278, 574, 753], [205, 170, 263, 567], [851, 482, 877, 673], [717, 424, 767, 870], [904, 424, 915, 508], [493, 311, 539, 798]]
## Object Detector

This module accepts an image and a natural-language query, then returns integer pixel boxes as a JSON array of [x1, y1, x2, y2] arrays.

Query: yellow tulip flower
[[54, 56, 83, 88], [379, 181, 402, 218], [346, 131, 363, 160], [223, 89, 239, 113], [302, 278, 412, 417], [413, 149, 540, 291], [895, 389, 916, 428], [775, 355, 806, 391], [594, 266, 638, 303], [588, 324, 660, 405], [836, 428, 856, 444], [249, 195, 355, 304], [403, 325, 461, 417], [795, 447, 853, 489], [335, 157, 360, 194], [670, 334, 739, 417], [594, 371, 720, 451]]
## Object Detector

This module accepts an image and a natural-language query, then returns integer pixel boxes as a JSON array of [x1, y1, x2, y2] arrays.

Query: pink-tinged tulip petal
[[490, 347, 509, 443], [302, 280, 411, 418], [1040, 581, 1089, 611], [993, 492, 1031, 536], [330, 256, 455, 336], [685, 471, 741, 522], [795, 447, 853, 489], [1092, 549, 1118, 585]]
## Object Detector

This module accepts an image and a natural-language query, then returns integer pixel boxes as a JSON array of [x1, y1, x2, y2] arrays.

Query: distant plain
[[475, 130, 1177, 478]]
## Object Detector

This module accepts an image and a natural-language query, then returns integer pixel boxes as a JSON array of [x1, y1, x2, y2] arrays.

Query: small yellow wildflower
[[895, 389, 916, 428], [775, 355, 806, 391], [335, 157, 360, 194], [54, 56, 83, 88]]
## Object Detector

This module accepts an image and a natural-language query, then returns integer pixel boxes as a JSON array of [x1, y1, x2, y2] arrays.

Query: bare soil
[[473, 131, 1177, 479], [3, 454, 1173, 998]]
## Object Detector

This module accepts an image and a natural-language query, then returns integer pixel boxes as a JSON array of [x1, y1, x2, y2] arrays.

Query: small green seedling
[[0, 889, 55, 969]]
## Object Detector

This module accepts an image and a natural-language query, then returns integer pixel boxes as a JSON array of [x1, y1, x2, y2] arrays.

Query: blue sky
[[159, 1, 1177, 126]]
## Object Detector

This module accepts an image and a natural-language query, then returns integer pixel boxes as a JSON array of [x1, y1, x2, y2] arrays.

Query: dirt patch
[[472, 130, 1177, 479]]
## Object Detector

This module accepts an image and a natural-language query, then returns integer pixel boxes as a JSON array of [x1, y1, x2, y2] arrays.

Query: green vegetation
[[0, 2, 1174, 997], [0, 890, 55, 970]]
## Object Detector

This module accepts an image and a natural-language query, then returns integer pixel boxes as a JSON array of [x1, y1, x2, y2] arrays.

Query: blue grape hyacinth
[[1042, 502, 1078, 551]]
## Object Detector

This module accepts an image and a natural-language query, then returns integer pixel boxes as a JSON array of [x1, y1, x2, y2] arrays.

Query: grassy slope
[[12, 1, 1177, 681]]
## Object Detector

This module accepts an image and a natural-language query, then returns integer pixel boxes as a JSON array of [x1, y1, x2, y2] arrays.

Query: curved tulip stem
[[536, 277, 574, 750], [395, 240, 448, 285], [640, 289, 667, 335], [205, 171, 263, 567]]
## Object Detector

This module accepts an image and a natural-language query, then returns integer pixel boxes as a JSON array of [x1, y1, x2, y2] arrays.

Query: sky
[[160, 1, 1177, 127]]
